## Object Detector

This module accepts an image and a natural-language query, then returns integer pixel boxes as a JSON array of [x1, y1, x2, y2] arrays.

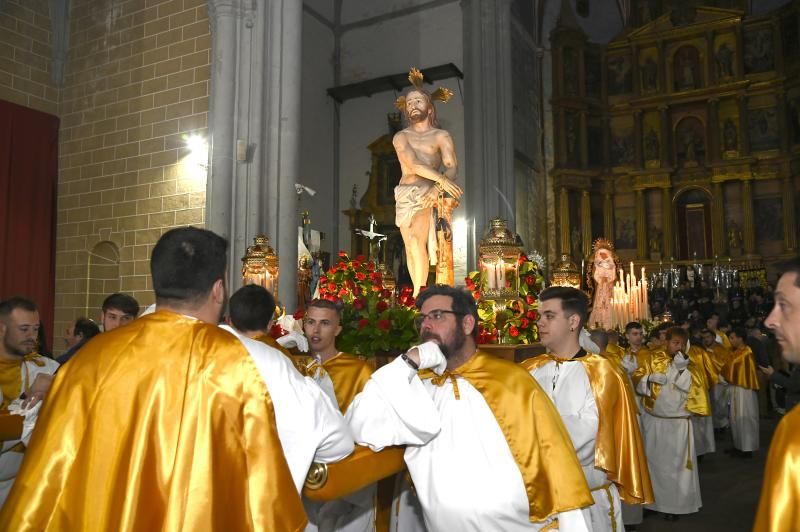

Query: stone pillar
[[783, 177, 797, 252], [579, 111, 588, 169], [581, 189, 591, 259], [634, 110, 643, 168], [603, 191, 614, 239], [659, 105, 670, 167], [741, 178, 756, 255], [777, 91, 790, 155], [708, 98, 720, 163], [662, 187, 674, 258], [463, 0, 515, 266], [559, 186, 571, 255], [207, 0, 302, 306], [712, 181, 725, 256], [738, 95, 750, 155], [636, 189, 647, 260]]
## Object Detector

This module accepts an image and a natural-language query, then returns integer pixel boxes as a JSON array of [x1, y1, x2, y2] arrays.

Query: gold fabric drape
[[422, 351, 593, 522], [631, 350, 711, 416], [323, 353, 373, 413], [688, 345, 722, 389], [0, 311, 307, 532], [521, 354, 653, 505], [722, 345, 760, 391], [603, 343, 625, 367], [252, 333, 313, 375], [753, 406, 800, 531]]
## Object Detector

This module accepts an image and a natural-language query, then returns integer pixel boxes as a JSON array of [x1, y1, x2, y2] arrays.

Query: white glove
[[621, 354, 638, 374], [276, 331, 309, 353], [672, 352, 690, 371], [414, 341, 447, 375], [8, 398, 42, 444], [649, 373, 668, 385]]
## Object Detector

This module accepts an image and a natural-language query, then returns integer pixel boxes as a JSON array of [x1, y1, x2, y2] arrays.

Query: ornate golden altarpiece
[[550, 1, 800, 274]]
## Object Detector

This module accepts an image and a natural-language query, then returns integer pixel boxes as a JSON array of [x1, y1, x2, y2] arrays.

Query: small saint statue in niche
[[728, 220, 743, 250], [684, 129, 697, 164], [641, 57, 658, 93], [676, 48, 699, 91], [649, 226, 662, 257], [645, 130, 660, 161], [723, 119, 738, 152], [716, 43, 734, 79]]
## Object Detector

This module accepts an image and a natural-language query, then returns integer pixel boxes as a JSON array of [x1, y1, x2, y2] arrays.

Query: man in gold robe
[[0, 297, 59, 507], [632, 327, 710, 521], [755, 256, 800, 530], [523, 287, 652, 532], [0, 227, 354, 531], [347, 284, 594, 530], [722, 328, 760, 457]]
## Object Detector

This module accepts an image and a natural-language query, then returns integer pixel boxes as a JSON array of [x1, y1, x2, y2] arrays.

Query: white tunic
[[530, 360, 624, 532], [0, 356, 60, 506], [692, 393, 716, 456], [729, 385, 759, 452], [219, 325, 354, 492], [347, 358, 589, 531], [637, 364, 702, 515]]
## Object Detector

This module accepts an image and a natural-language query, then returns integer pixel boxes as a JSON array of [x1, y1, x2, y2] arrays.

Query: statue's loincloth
[[395, 182, 438, 265]]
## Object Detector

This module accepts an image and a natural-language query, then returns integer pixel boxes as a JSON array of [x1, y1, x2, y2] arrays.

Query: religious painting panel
[[675, 188, 712, 260], [610, 116, 634, 167], [587, 115, 604, 166], [643, 110, 661, 167], [564, 111, 581, 167], [672, 45, 702, 92], [639, 48, 659, 94], [754, 196, 784, 243], [614, 206, 636, 250], [674, 116, 706, 167], [743, 27, 775, 74], [713, 34, 736, 82], [563, 47, 580, 97], [748, 107, 779, 152], [585, 50, 603, 99], [719, 99, 740, 157], [782, 15, 799, 63], [607, 53, 632, 97], [787, 88, 800, 145]]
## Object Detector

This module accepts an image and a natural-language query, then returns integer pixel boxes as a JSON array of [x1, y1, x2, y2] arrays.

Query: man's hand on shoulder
[[22, 373, 54, 409]]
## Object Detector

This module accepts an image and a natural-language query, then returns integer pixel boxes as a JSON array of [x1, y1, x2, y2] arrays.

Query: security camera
[[295, 183, 317, 197]]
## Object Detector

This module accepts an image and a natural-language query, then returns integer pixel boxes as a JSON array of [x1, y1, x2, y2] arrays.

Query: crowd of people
[[0, 226, 797, 531]]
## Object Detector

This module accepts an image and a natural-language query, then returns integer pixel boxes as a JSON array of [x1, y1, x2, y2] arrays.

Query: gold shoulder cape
[[631, 350, 711, 416], [722, 346, 760, 390], [603, 343, 625, 367], [422, 351, 593, 522], [753, 405, 800, 531], [0, 311, 307, 532], [521, 354, 653, 505], [323, 353, 373, 413], [688, 345, 720, 389]]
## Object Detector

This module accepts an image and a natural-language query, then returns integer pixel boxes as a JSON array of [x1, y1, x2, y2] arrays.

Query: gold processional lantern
[[242, 234, 279, 300], [478, 218, 522, 302], [550, 253, 582, 289]]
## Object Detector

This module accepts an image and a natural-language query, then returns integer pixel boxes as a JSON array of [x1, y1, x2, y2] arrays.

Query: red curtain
[[0, 100, 59, 349]]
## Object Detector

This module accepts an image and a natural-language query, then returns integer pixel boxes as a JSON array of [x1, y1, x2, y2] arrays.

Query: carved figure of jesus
[[393, 88, 462, 295], [588, 247, 617, 329]]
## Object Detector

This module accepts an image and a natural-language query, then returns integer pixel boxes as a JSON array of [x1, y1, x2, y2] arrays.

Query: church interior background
[[0, 0, 798, 352]]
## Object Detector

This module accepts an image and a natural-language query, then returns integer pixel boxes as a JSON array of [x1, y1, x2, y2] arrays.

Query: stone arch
[[87, 241, 121, 317]]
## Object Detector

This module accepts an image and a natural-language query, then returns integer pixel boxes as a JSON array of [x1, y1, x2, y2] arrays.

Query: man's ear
[[569, 312, 581, 332], [462, 314, 476, 336], [211, 278, 226, 305]]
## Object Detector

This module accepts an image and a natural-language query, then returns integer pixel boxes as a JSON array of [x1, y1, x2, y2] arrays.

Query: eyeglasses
[[414, 309, 464, 329]]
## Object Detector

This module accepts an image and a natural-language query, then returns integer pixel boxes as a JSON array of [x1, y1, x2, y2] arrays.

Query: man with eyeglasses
[[347, 284, 593, 530], [522, 287, 652, 532], [0, 297, 59, 507]]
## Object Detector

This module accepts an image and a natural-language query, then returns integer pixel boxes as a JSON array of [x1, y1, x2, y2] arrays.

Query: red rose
[[338, 288, 349, 297], [465, 278, 475, 289], [376, 301, 388, 312], [324, 295, 338, 302], [338, 250, 348, 258], [400, 286, 413, 296], [357, 318, 369, 329], [346, 279, 355, 289], [353, 286, 362, 295], [526, 310, 537, 320], [319, 276, 328, 284], [472, 291, 481, 300], [526, 294, 535, 305], [293, 309, 305, 320], [377, 319, 391, 331], [380, 289, 392, 299], [366, 262, 376, 271], [355, 272, 367, 281], [526, 275, 535, 286], [353, 297, 366, 310], [518, 254, 527, 265], [269, 323, 286, 338], [351, 260, 361, 270], [356, 254, 366, 263], [370, 271, 382, 281], [371, 285, 381, 292], [337, 261, 347, 270], [520, 318, 529, 328], [327, 282, 336, 291], [509, 326, 520, 337]]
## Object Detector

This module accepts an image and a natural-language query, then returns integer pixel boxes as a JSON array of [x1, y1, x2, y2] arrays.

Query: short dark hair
[[625, 321, 643, 333], [102, 293, 140, 317], [151, 227, 228, 304], [416, 284, 479, 338], [776, 256, 800, 288], [307, 298, 343, 323], [590, 329, 609, 352], [229, 284, 276, 333], [665, 326, 689, 342], [539, 286, 589, 328], [730, 326, 747, 341], [73, 318, 100, 340], [0, 297, 37, 319]]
